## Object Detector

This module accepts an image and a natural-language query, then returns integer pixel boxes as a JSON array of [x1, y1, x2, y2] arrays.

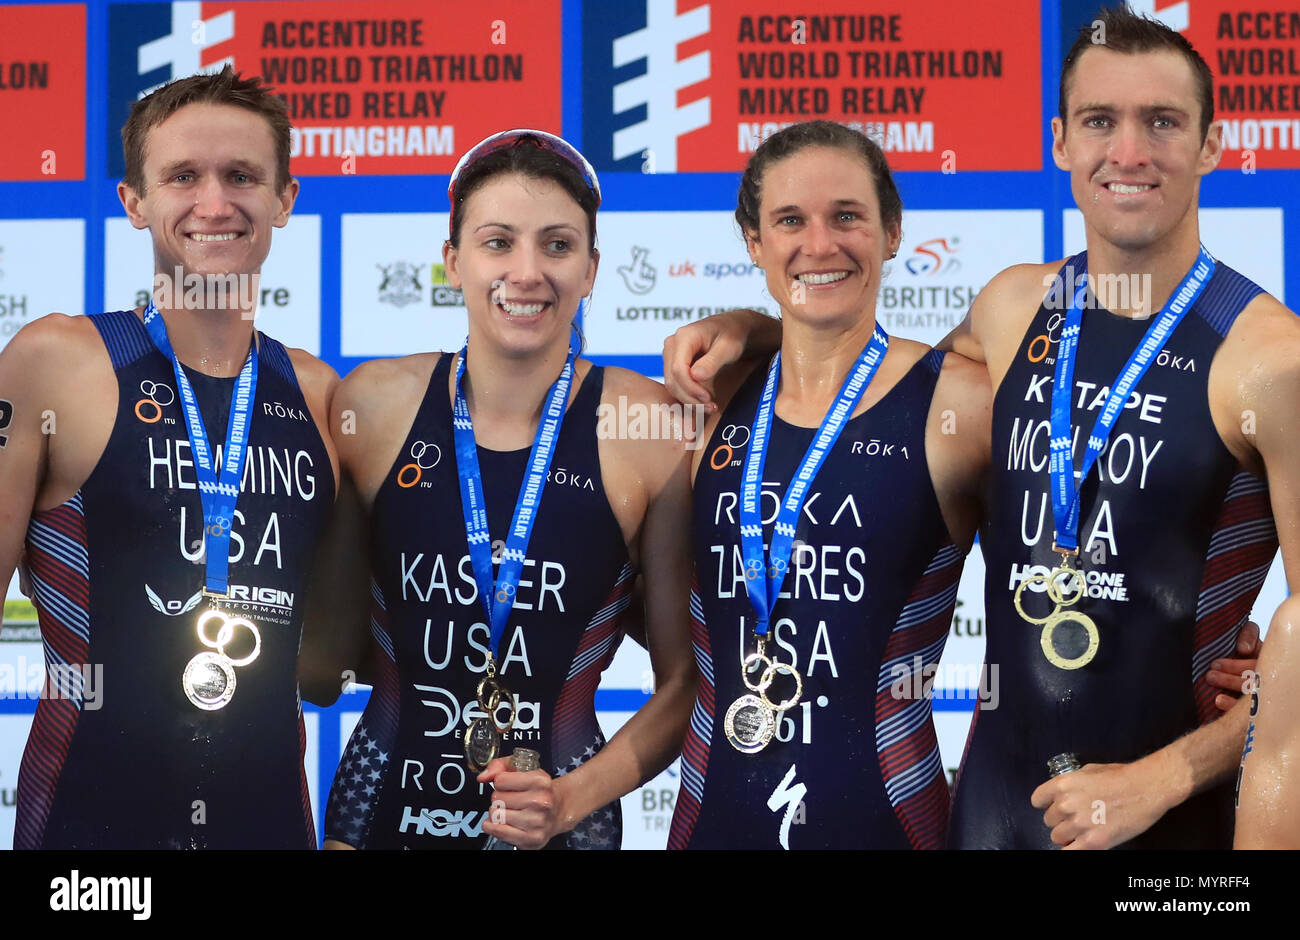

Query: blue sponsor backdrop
[[0, 0, 1297, 848]]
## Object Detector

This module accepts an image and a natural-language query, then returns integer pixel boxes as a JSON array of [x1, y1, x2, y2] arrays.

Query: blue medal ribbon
[[142, 301, 258, 595], [739, 325, 890, 638], [452, 330, 580, 660], [1048, 247, 1215, 553]]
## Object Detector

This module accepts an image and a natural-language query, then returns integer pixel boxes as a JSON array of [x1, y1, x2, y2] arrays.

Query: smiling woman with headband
[[321, 129, 697, 850]]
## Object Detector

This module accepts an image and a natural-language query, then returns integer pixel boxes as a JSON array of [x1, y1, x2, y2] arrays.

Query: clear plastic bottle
[[1046, 752, 1082, 777], [482, 747, 541, 851]]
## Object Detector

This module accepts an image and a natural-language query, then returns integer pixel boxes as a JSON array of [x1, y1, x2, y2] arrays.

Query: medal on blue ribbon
[[142, 301, 263, 709], [724, 325, 890, 752], [452, 330, 580, 770], [1014, 248, 1216, 669]]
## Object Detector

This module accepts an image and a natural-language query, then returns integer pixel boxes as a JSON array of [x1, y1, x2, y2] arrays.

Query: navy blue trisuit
[[18, 309, 334, 849], [950, 253, 1275, 849], [325, 354, 633, 849], [670, 348, 962, 849]]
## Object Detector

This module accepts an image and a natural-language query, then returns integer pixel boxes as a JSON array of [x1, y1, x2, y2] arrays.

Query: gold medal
[[1015, 551, 1099, 670], [1040, 609, 1100, 670]]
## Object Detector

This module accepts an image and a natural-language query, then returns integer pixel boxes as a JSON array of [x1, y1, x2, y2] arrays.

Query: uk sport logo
[[583, 1, 712, 172]]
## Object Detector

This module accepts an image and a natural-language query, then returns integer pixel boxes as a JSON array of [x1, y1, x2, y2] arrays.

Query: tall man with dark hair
[[0, 66, 354, 848], [662, 6, 1298, 848]]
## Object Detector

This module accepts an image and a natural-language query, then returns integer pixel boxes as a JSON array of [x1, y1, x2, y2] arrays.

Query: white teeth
[[501, 302, 545, 317], [797, 271, 849, 285], [190, 233, 239, 241], [1108, 183, 1152, 194]]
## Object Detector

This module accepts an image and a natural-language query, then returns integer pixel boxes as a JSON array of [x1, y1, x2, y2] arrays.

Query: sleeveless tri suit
[[325, 354, 632, 849], [950, 253, 1276, 849], [669, 349, 963, 850], [17, 309, 334, 849]]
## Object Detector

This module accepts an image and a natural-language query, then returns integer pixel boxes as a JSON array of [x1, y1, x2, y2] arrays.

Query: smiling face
[[744, 145, 900, 327], [443, 172, 598, 358], [118, 102, 298, 284], [1053, 46, 1221, 258]]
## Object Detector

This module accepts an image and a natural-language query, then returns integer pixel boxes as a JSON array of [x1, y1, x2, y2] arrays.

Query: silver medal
[[724, 694, 776, 754]]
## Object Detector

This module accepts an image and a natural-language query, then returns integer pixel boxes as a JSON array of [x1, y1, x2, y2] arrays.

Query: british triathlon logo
[[107, 2, 236, 178], [583, 1, 711, 172], [903, 238, 961, 277], [135, 380, 176, 424], [397, 440, 442, 488], [377, 261, 424, 309]]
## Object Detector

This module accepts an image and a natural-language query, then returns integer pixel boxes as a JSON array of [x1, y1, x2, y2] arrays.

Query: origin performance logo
[[107, 2, 235, 179], [582, 1, 711, 172]]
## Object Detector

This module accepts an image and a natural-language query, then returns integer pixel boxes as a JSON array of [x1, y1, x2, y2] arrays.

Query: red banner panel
[[0, 4, 87, 181]]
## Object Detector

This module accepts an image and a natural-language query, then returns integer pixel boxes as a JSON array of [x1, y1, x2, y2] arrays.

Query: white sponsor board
[[884, 210, 1045, 347], [0, 715, 30, 849], [103, 215, 322, 355], [933, 539, 987, 774], [585, 211, 772, 356], [1063, 207, 1285, 302], [340, 212, 466, 358], [0, 220, 86, 354]]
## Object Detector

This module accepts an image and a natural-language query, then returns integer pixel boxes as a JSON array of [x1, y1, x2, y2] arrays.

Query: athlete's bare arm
[[1235, 595, 1300, 848], [662, 309, 781, 410], [0, 315, 117, 623], [477, 367, 699, 848], [318, 353, 439, 850], [283, 347, 373, 710], [300, 354, 436, 713], [1215, 295, 1300, 849]]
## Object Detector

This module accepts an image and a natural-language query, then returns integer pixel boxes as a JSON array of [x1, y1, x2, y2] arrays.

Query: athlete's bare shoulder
[[2, 312, 109, 373], [1217, 291, 1300, 363], [968, 260, 1064, 393], [0, 313, 119, 511], [281, 345, 343, 488], [597, 365, 690, 472], [1209, 292, 1300, 470], [594, 365, 691, 563], [283, 345, 340, 395]]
